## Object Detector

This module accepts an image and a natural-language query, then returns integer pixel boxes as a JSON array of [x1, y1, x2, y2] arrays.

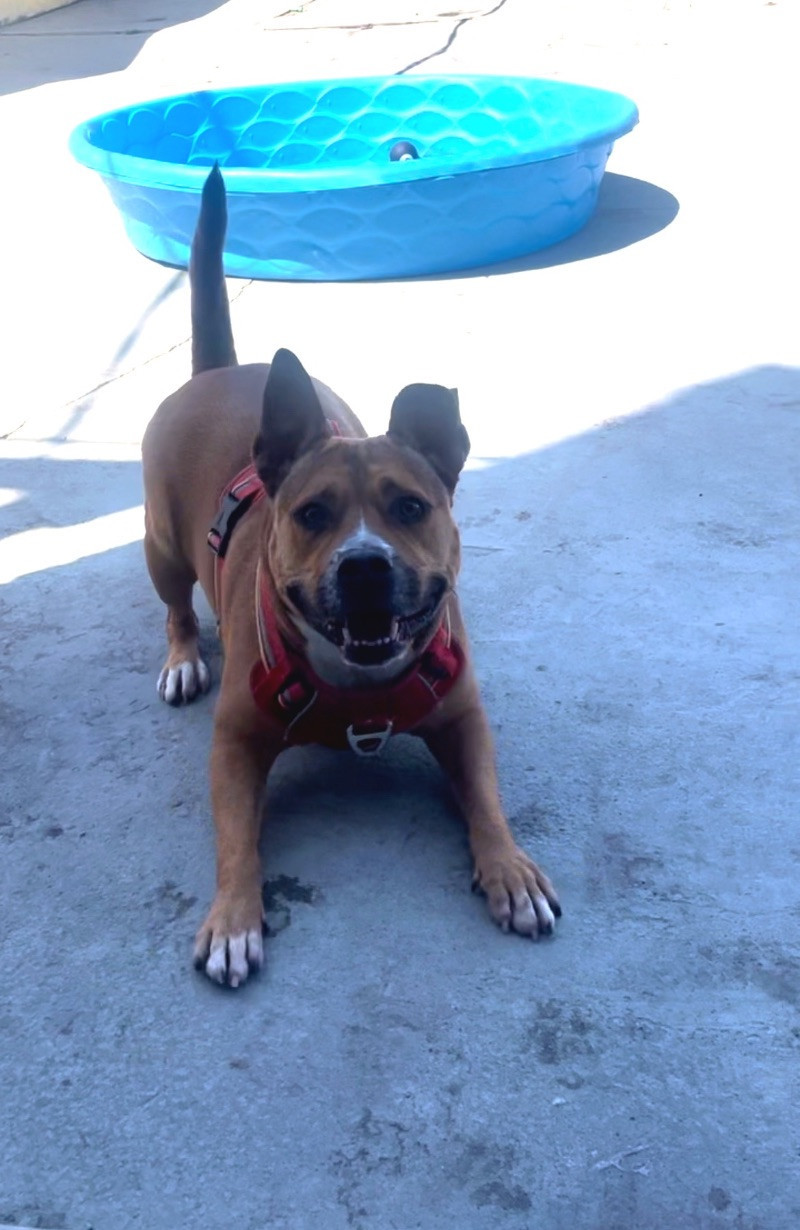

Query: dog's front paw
[[157, 654, 210, 705], [193, 892, 264, 988], [473, 844, 561, 939]]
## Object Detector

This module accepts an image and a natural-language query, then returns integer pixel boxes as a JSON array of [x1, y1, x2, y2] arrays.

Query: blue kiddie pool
[[69, 76, 638, 281]]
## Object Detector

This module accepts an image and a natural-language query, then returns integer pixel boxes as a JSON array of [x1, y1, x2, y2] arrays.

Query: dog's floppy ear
[[253, 348, 330, 497], [388, 384, 470, 495]]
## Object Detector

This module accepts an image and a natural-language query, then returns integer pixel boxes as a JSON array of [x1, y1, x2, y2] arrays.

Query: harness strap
[[208, 418, 343, 571], [208, 465, 265, 558], [208, 463, 266, 622]]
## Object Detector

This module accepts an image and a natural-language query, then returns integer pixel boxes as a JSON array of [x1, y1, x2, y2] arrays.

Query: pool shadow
[[414, 172, 679, 281]]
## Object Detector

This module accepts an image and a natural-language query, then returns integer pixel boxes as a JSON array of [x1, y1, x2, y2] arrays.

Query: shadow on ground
[[0, 363, 798, 1230], [413, 173, 679, 281], [0, 0, 228, 95]]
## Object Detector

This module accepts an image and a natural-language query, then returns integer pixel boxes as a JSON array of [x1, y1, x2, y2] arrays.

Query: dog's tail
[[190, 163, 238, 377]]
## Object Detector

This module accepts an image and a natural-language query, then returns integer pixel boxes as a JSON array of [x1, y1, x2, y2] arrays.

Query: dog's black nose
[[337, 549, 392, 584], [337, 550, 394, 612]]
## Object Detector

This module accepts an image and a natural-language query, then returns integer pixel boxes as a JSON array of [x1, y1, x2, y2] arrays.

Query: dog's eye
[[392, 495, 428, 526], [294, 501, 332, 533]]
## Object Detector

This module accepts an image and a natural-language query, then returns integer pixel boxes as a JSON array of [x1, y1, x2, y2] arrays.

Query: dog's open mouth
[[324, 601, 439, 667]]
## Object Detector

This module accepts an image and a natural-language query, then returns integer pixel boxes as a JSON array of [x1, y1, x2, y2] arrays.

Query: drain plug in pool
[[389, 140, 420, 162]]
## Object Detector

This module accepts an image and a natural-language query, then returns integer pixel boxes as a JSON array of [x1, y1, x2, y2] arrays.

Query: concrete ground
[[1, 1, 798, 1227]]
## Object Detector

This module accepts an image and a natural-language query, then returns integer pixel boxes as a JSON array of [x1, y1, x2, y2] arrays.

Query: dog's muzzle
[[336, 547, 395, 663], [291, 548, 447, 668]]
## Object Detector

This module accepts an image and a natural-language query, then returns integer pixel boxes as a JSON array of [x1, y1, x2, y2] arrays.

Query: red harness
[[208, 457, 465, 755]]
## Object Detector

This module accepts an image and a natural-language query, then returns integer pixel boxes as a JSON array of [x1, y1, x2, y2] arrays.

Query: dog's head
[[254, 349, 469, 675]]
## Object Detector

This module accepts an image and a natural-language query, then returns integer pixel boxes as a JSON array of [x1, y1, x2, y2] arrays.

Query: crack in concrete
[[272, 17, 464, 31], [1, 339, 191, 444], [396, 0, 511, 74], [8, 278, 254, 444], [275, 0, 320, 18]]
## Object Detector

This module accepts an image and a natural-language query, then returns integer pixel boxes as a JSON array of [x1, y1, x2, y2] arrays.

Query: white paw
[[157, 657, 210, 705], [194, 928, 264, 989], [474, 846, 561, 939]]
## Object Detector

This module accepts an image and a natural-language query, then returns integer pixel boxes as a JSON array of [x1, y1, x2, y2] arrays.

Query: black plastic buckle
[[208, 489, 257, 559]]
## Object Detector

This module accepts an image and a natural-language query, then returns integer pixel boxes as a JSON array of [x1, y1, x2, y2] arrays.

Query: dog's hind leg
[[144, 514, 211, 704]]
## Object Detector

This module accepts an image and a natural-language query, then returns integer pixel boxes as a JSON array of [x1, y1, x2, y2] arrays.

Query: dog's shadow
[[256, 737, 472, 932], [265, 737, 458, 849]]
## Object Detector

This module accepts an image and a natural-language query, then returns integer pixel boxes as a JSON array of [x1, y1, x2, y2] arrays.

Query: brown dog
[[142, 166, 560, 987]]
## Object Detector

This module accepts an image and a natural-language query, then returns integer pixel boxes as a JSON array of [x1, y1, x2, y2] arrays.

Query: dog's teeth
[[342, 627, 352, 645], [390, 619, 399, 640], [344, 630, 397, 651]]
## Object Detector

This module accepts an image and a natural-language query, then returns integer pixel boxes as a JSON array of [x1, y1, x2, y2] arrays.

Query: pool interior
[[89, 80, 609, 172]]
